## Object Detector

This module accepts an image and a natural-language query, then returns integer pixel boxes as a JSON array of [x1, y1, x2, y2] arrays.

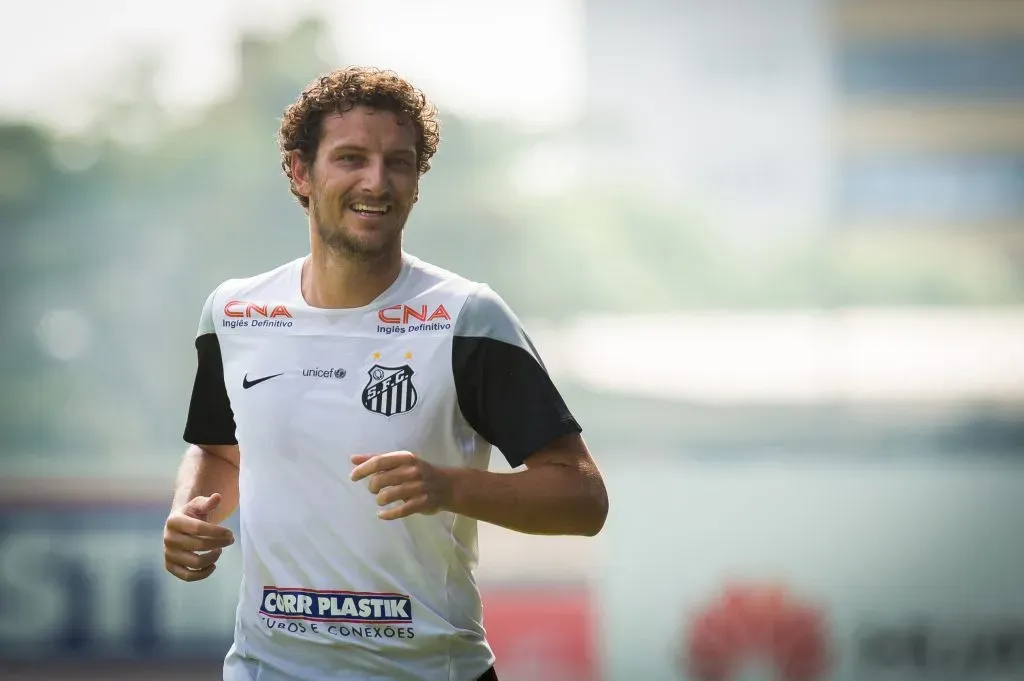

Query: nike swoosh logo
[[242, 373, 283, 389]]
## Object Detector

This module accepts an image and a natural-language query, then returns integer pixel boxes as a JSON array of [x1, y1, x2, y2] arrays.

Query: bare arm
[[445, 434, 608, 536], [352, 434, 609, 537], [170, 290, 239, 582], [164, 443, 240, 582], [171, 443, 241, 524]]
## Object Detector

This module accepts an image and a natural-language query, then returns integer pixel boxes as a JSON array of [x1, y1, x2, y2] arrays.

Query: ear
[[290, 150, 313, 201]]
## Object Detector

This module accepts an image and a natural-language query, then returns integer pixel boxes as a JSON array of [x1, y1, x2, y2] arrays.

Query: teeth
[[352, 203, 389, 214]]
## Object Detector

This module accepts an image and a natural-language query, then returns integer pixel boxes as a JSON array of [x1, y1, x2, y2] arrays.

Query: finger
[[184, 493, 222, 518], [375, 482, 422, 507], [377, 497, 429, 521], [164, 529, 234, 552], [349, 456, 380, 482], [166, 561, 217, 582], [166, 515, 235, 541], [165, 547, 223, 571], [351, 454, 406, 481], [166, 515, 234, 541], [367, 468, 417, 494], [350, 451, 411, 465]]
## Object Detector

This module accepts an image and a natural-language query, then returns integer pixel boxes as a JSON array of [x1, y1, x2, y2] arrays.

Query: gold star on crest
[[372, 351, 381, 360], [404, 351, 413, 360]]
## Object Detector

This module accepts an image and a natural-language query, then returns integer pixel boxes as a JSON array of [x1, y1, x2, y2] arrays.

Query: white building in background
[[584, 0, 1024, 237], [832, 0, 1024, 235], [583, 0, 834, 233]]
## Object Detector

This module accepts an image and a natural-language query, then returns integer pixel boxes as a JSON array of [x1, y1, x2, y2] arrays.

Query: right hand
[[163, 493, 235, 582]]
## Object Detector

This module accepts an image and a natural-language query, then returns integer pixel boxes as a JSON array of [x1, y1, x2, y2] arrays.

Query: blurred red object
[[685, 583, 832, 681]]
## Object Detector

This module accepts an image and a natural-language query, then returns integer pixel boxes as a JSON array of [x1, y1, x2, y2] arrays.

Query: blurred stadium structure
[[2, 1, 1023, 679]]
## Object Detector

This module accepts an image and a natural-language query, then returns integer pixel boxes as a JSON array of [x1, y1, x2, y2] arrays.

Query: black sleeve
[[182, 333, 238, 445], [452, 286, 581, 468]]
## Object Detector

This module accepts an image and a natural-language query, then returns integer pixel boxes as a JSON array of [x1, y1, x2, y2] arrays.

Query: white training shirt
[[182, 253, 581, 681]]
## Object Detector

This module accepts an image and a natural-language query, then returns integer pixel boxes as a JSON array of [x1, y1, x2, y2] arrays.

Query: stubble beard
[[311, 191, 405, 264]]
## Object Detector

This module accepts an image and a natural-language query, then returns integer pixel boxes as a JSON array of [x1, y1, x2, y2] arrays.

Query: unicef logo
[[302, 367, 347, 380]]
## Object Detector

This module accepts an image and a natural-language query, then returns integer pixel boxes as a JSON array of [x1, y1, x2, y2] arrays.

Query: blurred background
[[2, 0, 1024, 679]]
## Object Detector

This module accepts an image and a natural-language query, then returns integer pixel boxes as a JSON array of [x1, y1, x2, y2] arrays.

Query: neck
[[302, 237, 403, 310]]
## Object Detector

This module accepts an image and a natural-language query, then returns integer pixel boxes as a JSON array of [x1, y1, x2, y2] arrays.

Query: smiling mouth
[[350, 203, 391, 216]]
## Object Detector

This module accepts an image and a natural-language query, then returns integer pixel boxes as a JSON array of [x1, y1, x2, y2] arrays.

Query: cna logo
[[224, 300, 293, 318], [683, 583, 832, 681], [222, 300, 294, 329], [378, 303, 450, 325], [377, 303, 451, 335]]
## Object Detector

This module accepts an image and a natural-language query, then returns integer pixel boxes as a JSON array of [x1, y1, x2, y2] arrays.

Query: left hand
[[350, 451, 453, 520]]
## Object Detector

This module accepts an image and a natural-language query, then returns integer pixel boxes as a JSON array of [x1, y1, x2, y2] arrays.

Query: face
[[292, 106, 420, 261]]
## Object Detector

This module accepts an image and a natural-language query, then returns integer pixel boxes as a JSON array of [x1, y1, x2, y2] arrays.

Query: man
[[163, 66, 608, 681]]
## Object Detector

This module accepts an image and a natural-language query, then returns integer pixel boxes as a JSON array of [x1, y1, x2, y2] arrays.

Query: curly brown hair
[[278, 66, 441, 209]]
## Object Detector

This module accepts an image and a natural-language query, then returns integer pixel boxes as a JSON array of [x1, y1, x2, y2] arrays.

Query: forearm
[[445, 464, 608, 536], [171, 444, 240, 524]]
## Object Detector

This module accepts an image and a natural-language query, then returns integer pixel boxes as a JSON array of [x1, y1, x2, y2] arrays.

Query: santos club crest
[[361, 364, 419, 417]]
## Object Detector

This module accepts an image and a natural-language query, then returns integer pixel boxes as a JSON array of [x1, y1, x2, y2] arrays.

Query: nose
[[359, 157, 389, 196]]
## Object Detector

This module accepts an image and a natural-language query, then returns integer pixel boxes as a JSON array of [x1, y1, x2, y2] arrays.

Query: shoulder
[[402, 254, 518, 328], [404, 252, 502, 300], [399, 253, 488, 314], [211, 257, 302, 305], [455, 284, 522, 339], [195, 258, 302, 335], [403, 254, 480, 296]]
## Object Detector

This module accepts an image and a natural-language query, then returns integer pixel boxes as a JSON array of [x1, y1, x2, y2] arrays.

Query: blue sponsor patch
[[259, 587, 412, 624]]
